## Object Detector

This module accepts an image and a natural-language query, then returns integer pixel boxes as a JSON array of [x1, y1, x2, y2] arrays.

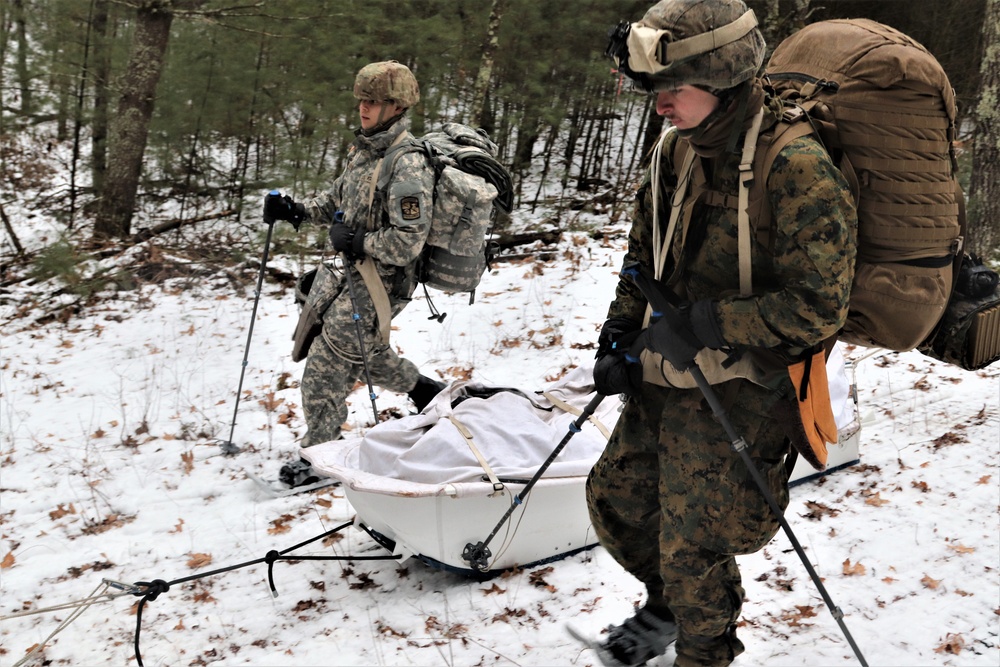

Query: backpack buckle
[[782, 105, 805, 123]]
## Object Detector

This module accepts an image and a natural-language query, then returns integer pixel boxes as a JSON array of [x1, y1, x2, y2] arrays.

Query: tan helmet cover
[[629, 0, 765, 90], [353, 61, 420, 108]]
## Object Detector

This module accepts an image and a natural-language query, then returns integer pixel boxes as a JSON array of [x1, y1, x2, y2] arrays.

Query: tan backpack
[[664, 18, 967, 359], [764, 18, 965, 352]]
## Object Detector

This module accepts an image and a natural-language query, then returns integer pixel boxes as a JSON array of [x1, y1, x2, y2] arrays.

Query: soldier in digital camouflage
[[263, 61, 445, 487], [586, 0, 856, 665]]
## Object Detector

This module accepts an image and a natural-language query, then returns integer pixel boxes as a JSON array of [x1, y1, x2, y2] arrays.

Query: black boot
[[597, 607, 678, 667], [407, 375, 446, 412]]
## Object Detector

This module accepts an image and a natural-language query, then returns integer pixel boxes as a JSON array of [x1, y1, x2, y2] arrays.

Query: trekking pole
[[622, 263, 869, 667], [217, 200, 277, 456], [462, 392, 606, 572], [335, 211, 380, 423]]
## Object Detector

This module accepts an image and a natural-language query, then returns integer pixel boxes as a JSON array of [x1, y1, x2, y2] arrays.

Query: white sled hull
[[303, 439, 597, 577]]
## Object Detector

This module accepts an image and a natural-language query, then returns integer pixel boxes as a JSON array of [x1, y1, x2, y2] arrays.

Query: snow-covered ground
[[1, 209, 997, 666]]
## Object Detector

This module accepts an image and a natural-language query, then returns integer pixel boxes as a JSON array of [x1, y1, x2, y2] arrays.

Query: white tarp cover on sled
[[355, 365, 617, 484], [307, 346, 857, 489]]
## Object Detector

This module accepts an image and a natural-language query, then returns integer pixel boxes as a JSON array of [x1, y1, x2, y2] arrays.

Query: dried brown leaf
[[934, 633, 965, 654], [187, 553, 213, 569], [181, 451, 194, 475], [49, 503, 76, 520], [842, 559, 866, 576], [864, 492, 890, 507]]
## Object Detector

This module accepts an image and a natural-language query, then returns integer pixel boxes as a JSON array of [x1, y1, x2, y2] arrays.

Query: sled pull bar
[[462, 393, 606, 572]]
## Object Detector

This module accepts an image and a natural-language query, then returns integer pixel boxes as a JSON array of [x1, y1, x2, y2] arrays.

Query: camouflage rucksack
[[375, 122, 513, 294], [763, 19, 967, 355]]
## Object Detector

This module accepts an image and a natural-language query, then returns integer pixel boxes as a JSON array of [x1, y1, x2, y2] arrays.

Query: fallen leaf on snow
[[181, 451, 194, 475], [1, 551, 14, 569], [187, 553, 213, 569], [49, 503, 76, 520], [921, 574, 943, 589], [934, 633, 965, 654], [842, 559, 866, 576], [482, 583, 506, 595], [947, 543, 975, 554], [864, 492, 890, 507], [802, 501, 840, 520]]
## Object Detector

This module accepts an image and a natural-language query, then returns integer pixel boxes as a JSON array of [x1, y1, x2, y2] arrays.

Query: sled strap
[[542, 391, 612, 440], [448, 416, 504, 494]]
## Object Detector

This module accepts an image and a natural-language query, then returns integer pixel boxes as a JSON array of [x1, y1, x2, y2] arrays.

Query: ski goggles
[[605, 9, 759, 92]]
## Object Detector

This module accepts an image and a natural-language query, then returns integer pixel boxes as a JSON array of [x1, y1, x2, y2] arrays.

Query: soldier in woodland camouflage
[[263, 61, 445, 485], [587, 1, 856, 666]]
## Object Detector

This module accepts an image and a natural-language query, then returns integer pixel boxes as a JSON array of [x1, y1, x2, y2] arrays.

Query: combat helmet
[[353, 61, 420, 109], [606, 0, 765, 92]]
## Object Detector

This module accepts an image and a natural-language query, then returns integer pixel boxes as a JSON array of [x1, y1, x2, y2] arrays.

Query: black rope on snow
[[132, 580, 169, 667], [125, 520, 403, 666], [265, 549, 282, 597]]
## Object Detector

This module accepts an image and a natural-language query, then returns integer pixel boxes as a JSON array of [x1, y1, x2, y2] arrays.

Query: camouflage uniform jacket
[[609, 107, 857, 372], [308, 116, 436, 296]]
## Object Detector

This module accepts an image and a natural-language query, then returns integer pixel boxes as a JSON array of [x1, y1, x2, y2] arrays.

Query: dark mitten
[[594, 351, 643, 397], [594, 317, 643, 396], [329, 223, 365, 259], [642, 305, 703, 372], [263, 192, 306, 229]]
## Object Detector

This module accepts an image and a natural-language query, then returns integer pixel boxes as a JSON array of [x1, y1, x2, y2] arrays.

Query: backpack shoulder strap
[[736, 106, 766, 296], [358, 130, 415, 347], [746, 105, 829, 267]]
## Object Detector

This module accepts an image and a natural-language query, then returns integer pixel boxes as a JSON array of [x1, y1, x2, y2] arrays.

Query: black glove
[[642, 304, 703, 372], [329, 223, 366, 259], [594, 318, 643, 397], [263, 192, 306, 229]]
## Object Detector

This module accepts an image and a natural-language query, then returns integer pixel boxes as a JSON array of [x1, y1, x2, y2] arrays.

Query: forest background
[[0, 0, 997, 283]]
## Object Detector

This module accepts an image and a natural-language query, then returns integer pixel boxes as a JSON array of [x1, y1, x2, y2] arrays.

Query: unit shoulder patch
[[400, 196, 421, 221]]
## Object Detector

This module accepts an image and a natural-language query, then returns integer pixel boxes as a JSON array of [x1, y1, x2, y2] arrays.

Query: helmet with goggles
[[606, 0, 765, 92], [353, 61, 420, 109]]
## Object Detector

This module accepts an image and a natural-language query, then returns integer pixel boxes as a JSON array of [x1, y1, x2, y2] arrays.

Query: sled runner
[[302, 354, 860, 578]]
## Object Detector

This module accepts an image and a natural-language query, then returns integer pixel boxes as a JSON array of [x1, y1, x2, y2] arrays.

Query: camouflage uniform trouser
[[299, 274, 419, 447], [586, 378, 791, 667]]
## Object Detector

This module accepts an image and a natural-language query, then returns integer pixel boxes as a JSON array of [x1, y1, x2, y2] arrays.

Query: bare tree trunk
[[69, 1, 99, 229], [90, 0, 113, 196], [94, 1, 175, 240], [12, 0, 31, 115], [969, 0, 1000, 257], [469, 0, 506, 132]]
